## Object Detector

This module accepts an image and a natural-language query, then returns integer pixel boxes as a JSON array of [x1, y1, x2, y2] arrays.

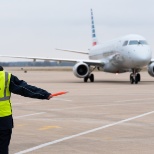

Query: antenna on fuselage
[[91, 9, 98, 46]]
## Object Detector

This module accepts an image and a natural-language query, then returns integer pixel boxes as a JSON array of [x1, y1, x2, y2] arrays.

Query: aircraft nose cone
[[133, 48, 151, 66]]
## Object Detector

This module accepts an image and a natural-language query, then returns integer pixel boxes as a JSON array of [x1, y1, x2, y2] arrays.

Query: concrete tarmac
[[6, 68, 154, 154]]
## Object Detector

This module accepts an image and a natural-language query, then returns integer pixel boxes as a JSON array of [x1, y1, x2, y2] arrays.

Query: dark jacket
[[0, 74, 51, 130]]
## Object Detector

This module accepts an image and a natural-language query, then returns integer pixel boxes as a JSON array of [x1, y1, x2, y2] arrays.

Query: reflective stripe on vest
[[0, 71, 12, 117]]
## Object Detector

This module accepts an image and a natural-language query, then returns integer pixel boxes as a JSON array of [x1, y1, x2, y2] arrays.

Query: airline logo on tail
[[91, 9, 98, 46]]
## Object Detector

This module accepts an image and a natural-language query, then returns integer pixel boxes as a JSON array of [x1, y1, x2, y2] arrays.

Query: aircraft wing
[[55, 48, 89, 55], [0, 55, 104, 66]]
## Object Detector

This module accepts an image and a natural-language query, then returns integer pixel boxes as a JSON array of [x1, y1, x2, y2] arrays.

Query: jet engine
[[148, 62, 154, 77], [73, 62, 90, 78]]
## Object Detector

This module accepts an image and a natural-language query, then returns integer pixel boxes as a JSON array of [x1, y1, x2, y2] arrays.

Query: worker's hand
[[48, 94, 53, 99]]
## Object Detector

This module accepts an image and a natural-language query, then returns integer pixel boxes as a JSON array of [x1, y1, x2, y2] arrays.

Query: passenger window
[[123, 41, 128, 46]]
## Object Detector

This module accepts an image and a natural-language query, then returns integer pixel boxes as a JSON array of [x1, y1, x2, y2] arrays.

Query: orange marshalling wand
[[52, 91, 68, 97]]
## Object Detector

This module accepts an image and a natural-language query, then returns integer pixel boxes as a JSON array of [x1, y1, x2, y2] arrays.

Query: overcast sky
[[0, 0, 154, 61]]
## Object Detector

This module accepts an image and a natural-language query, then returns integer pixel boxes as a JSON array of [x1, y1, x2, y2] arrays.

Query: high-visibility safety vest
[[0, 71, 12, 117]]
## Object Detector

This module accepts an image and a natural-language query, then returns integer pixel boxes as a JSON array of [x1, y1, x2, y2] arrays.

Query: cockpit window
[[139, 40, 148, 45], [123, 40, 128, 46], [129, 40, 148, 45], [129, 40, 139, 45]]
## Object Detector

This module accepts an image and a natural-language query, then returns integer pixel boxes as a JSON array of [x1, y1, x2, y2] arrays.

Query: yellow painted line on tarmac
[[39, 126, 61, 131], [16, 124, 27, 127], [104, 137, 112, 141]]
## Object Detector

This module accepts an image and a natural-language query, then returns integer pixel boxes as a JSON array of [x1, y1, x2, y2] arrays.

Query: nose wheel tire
[[136, 73, 140, 82], [134, 76, 139, 84], [130, 73, 140, 84]]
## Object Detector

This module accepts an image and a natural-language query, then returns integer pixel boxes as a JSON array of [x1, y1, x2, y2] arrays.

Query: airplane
[[0, 9, 154, 84]]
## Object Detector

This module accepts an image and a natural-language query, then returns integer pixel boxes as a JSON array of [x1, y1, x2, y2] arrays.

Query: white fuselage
[[89, 34, 152, 73]]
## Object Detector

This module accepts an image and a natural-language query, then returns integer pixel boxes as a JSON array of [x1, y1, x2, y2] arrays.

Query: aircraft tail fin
[[91, 9, 98, 46]]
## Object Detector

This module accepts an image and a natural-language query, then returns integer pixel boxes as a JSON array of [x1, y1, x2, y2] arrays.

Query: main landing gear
[[84, 74, 94, 82], [130, 70, 141, 84], [84, 67, 96, 82]]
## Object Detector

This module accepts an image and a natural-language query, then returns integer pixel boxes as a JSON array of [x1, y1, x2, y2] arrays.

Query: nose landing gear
[[130, 70, 141, 84]]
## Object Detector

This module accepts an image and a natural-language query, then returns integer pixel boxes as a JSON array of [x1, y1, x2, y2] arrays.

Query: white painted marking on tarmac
[[14, 112, 46, 119], [115, 98, 154, 103], [48, 101, 153, 111], [13, 98, 72, 105], [13, 100, 43, 105], [15, 110, 154, 154], [52, 98, 72, 102]]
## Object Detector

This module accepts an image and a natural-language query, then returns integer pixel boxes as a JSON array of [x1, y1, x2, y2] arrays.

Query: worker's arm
[[9, 74, 52, 100]]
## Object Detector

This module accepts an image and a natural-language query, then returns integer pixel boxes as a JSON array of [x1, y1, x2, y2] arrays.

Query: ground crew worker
[[0, 66, 53, 154]]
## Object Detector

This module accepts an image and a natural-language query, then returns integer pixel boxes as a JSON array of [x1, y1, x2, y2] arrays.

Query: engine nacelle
[[73, 62, 90, 78], [148, 62, 154, 77]]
